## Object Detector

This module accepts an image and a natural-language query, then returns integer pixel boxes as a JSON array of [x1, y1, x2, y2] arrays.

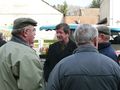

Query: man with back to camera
[[97, 25, 119, 64], [46, 24, 120, 90], [0, 17, 44, 90], [43, 23, 77, 82]]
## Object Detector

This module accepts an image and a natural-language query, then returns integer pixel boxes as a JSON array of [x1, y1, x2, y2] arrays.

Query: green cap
[[13, 18, 37, 30], [97, 25, 111, 35]]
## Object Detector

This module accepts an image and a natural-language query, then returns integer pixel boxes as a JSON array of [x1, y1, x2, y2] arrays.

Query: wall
[[0, 0, 63, 31], [65, 8, 99, 24], [100, 0, 110, 25], [100, 0, 120, 26], [65, 16, 99, 24]]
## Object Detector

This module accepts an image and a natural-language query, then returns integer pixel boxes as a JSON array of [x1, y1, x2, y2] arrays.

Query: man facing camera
[[43, 23, 77, 82]]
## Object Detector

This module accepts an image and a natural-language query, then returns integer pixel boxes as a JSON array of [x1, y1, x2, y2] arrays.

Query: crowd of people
[[0, 17, 120, 90]]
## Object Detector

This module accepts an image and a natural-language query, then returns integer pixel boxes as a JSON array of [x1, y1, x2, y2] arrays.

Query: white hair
[[73, 24, 98, 45]]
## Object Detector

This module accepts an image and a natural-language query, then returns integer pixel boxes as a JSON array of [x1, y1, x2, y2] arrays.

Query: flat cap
[[97, 25, 111, 35], [13, 18, 37, 30]]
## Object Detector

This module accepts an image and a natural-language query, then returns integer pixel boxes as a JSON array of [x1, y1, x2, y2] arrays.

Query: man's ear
[[99, 33, 105, 39], [21, 30, 28, 37]]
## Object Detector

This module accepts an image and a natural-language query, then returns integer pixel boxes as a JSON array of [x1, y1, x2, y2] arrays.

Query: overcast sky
[[44, 0, 93, 7]]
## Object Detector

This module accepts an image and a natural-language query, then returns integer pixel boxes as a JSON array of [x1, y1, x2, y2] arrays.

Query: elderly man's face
[[98, 33, 107, 43], [24, 25, 36, 46]]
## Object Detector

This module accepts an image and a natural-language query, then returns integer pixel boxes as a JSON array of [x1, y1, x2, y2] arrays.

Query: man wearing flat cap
[[0, 17, 44, 90], [97, 25, 119, 64]]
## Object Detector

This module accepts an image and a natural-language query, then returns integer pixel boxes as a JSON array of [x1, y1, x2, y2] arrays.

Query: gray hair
[[73, 24, 98, 45], [11, 28, 24, 35], [11, 25, 33, 36]]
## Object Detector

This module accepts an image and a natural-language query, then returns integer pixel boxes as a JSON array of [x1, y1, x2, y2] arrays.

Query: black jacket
[[46, 45, 120, 90], [43, 39, 77, 82], [0, 39, 6, 47]]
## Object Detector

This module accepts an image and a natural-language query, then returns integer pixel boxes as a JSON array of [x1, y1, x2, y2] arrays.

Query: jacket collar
[[73, 44, 99, 54], [10, 35, 29, 46], [98, 42, 111, 50]]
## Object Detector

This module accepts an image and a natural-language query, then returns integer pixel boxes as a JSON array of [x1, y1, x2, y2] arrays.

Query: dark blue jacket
[[98, 42, 119, 64], [46, 45, 120, 90]]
